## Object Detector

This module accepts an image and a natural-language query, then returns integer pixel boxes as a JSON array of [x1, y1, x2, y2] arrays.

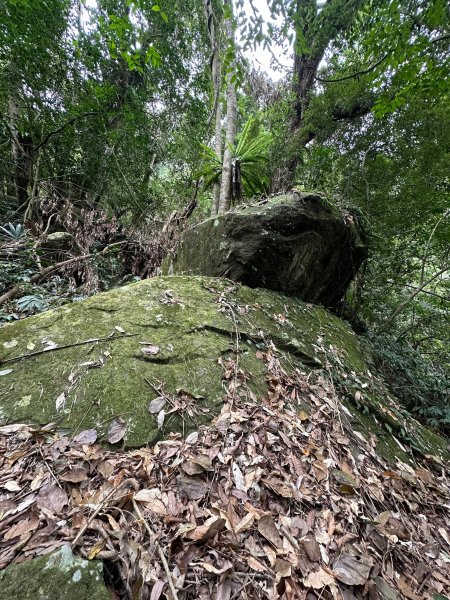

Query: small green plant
[[0, 223, 25, 240]]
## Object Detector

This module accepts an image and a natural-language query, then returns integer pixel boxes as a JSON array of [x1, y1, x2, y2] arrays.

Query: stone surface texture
[[163, 193, 367, 307], [0, 545, 109, 600]]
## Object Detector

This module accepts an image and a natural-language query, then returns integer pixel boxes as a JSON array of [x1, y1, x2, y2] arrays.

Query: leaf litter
[[0, 347, 449, 599]]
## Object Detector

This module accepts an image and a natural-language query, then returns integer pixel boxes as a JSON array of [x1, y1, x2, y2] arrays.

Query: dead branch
[[0, 241, 126, 307]]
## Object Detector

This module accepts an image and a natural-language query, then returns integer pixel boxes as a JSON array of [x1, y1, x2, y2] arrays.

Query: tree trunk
[[205, 0, 223, 216], [218, 0, 237, 214], [8, 96, 33, 208]]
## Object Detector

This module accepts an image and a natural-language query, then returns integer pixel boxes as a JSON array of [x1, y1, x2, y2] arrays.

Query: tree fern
[[198, 116, 272, 205]]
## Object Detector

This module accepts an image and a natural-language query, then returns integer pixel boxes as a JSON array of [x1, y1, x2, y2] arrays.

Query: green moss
[[0, 276, 447, 462], [0, 545, 109, 600]]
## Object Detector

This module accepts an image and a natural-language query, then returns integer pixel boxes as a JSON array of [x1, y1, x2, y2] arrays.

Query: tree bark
[[218, 0, 237, 214], [205, 0, 223, 216]]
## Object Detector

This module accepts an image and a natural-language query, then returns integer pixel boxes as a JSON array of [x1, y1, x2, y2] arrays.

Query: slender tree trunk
[[218, 0, 237, 214], [8, 96, 33, 208], [205, 0, 222, 216]]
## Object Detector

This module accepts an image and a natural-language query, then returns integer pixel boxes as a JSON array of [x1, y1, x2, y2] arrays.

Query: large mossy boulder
[[0, 275, 446, 463], [0, 545, 109, 600], [163, 193, 367, 307]]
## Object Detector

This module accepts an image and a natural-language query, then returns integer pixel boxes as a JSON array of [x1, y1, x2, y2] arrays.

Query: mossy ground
[[0, 276, 447, 461]]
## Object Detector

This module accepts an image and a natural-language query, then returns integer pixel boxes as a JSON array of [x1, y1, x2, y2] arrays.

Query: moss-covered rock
[[163, 193, 367, 307], [0, 275, 447, 462], [0, 545, 109, 600]]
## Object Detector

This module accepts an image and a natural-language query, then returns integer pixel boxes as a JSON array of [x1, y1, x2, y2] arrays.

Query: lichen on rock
[[0, 545, 109, 600]]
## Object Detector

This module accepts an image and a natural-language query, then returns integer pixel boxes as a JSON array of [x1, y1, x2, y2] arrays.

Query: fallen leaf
[[36, 484, 68, 514], [176, 475, 209, 500], [3, 480, 21, 492], [150, 581, 165, 600], [258, 515, 283, 549], [157, 409, 165, 429], [312, 459, 328, 482], [4, 514, 40, 540], [60, 468, 88, 483], [304, 567, 335, 589], [55, 392, 66, 412], [301, 533, 321, 561], [235, 512, 254, 534], [232, 463, 246, 491], [134, 488, 167, 515], [107, 418, 127, 444], [198, 560, 232, 575], [247, 556, 267, 572], [333, 553, 373, 585], [148, 397, 166, 414], [141, 345, 160, 355], [73, 429, 98, 445], [185, 431, 199, 444], [274, 558, 292, 578]]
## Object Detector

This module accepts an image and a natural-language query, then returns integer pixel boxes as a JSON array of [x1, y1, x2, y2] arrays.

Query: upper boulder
[[164, 192, 367, 307]]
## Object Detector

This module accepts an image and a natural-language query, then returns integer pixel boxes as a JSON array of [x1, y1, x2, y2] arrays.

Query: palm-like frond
[[199, 117, 272, 200]]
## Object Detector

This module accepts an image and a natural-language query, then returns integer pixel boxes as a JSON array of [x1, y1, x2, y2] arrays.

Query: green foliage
[[16, 295, 48, 314], [0, 223, 24, 240], [198, 116, 272, 200], [370, 334, 450, 433]]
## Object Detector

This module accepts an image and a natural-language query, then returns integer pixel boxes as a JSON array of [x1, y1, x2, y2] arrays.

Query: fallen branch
[[0, 332, 138, 366], [0, 241, 126, 307], [132, 499, 179, 600]]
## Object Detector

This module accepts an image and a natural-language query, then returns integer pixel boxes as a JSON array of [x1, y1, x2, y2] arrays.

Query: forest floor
[[0, 349, 449, 599]]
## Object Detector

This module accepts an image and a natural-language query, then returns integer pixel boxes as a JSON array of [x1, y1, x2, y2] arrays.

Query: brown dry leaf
[[150, 581, 165, 600], [258, 515, 283, 549], [97, 460, 115, 479], [397, 576, 422, 600], [333, 553, 373, 585], [60, 468, 88, 483], [133, 488, 166, 515], [234, 512, 254, 534], [36, 484, 68, 514], [107, 418, 127, 444], [312, 459, 328, 482], [148, 397, 166, 414], [232, 462, 246, 491], [185, 518, 226, 541], [30, 470, 47, 491], [247, 556, 267, 572], [216, 575, 232, 600], [302, 534, 321, 562], [182, 461, 204, 476], [176, 475, 209, 500], [264, 477, 295, 498], [4, 514, 40, 540], [274, 558, 292, 578], [198, 560, 232, 575], [304, 567, 335, 589], [73, 429, 98, 445]]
